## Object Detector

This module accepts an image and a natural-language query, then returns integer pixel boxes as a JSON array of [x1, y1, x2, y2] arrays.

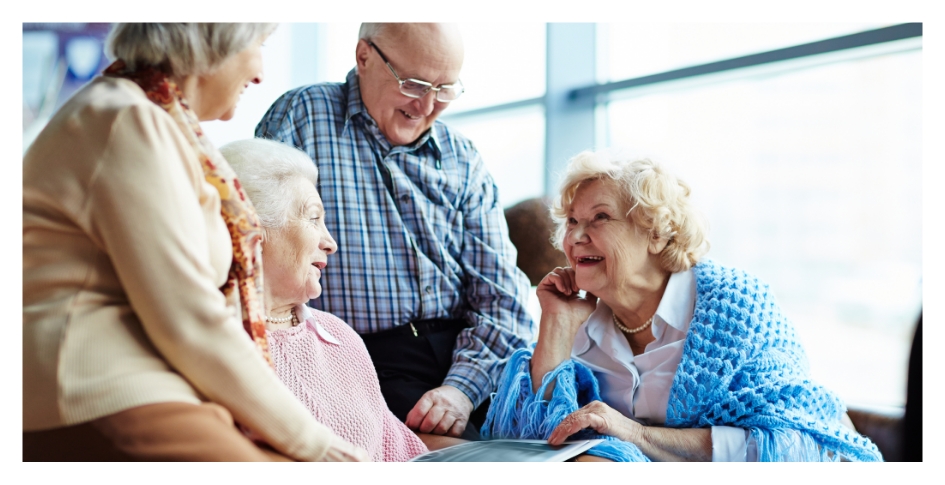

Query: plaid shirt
[[255, 69, 536, 407]]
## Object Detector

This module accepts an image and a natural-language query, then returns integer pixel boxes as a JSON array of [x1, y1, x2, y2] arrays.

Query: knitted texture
[[484, 260, 883, 462], [266, 309, 428, 462], [665, 260, 882, 461], [482, 348, 649, 461]]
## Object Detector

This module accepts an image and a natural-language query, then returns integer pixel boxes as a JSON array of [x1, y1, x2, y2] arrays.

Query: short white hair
[[106, 23, 277, 77], [551, 149, 710, 273], [219, 138, 319, 233], [358, 23, 390, 41]]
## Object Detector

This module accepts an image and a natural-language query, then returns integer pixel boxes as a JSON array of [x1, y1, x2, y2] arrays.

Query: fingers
[[552, 274, 569, 295], [426, 408, 460, 436], [433, 415, 456, 436], [547, 406, 608, 445], [538, 270, 565, 294], [540, 267, 578, 296], [559, 267, 578, 294], [446, 418, 467, 438], [565, 268, 579, 293], [405, 393, 434, 430], [548, 416, 580, 445], [560, 268, 577, 294], [419, 401, 470, 435], [407, 386, 474, 436], [418, 404, 447, 433]]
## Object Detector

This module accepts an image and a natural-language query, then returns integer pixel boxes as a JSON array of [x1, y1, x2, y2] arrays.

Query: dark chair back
[[504, 197, 568, 286]]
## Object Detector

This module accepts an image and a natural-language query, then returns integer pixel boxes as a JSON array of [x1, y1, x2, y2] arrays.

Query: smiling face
[[563, 179, 666, 300], [355, 24, 464, 146], [193, 36, 265, 121], [262, 177, 337, 308]]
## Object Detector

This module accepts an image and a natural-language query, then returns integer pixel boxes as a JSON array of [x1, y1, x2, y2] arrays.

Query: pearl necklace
[[613, 313, 653, 334], [266, 310, 300, 326]]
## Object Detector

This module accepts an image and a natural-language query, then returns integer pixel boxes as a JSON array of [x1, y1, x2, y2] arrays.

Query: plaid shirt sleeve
[[442, 141, 537, 407]]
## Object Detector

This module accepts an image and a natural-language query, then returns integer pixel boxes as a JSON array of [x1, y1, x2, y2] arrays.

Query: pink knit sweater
[[266, 305, 429, 462]]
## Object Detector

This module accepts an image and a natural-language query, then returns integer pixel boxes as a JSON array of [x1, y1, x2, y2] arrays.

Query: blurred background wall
[[22, 22, 922, 412]]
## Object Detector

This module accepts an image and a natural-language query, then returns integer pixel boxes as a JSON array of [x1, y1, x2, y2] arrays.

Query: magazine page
[[409, 439, 604, 462]]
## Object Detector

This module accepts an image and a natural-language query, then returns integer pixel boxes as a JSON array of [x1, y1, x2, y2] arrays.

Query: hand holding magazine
[[409, 439, 603, 462]]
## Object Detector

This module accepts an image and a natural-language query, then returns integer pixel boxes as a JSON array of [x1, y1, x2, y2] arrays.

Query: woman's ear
[[648, 231, 670, 255], [260, 226, 273, 244]]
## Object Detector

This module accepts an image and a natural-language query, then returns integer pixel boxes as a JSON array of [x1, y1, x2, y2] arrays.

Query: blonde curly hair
[[550, 150, 709, 272]]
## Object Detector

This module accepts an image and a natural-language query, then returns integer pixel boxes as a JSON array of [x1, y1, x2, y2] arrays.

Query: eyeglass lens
[[400, 80, 463, 102], [372, 41, 463, 102]]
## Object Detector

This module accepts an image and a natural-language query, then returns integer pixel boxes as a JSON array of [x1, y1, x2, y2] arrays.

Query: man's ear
[[355, 39, 371, 70]]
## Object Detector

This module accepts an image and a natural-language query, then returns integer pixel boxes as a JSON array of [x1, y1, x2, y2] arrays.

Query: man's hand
[[404, 385, 474, 437]]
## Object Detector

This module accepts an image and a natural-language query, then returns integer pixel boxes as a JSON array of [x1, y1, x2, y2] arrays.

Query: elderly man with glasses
[[256, 23, 535, 444]]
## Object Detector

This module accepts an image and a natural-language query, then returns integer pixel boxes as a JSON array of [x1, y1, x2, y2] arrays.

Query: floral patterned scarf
[[104, 60, 272, 367]]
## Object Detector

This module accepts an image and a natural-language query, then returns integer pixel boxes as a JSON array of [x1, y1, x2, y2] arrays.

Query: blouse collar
[[578, 268, 695, 352], [651, 268, 696, 339], [294, 304, 341, 346]]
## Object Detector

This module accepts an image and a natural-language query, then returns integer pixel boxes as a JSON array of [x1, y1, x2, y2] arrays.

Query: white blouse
[[570, 269, 753, 461]]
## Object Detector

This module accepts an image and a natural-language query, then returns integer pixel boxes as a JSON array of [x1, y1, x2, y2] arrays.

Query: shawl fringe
[[483, 348, 649, 462]]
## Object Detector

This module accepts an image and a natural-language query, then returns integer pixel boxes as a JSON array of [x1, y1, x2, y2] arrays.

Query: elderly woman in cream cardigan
[[23, 23, 364, 462]]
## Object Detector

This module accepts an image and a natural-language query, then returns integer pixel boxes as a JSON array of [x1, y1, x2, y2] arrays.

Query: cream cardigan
[[23, 76, 338, 461]]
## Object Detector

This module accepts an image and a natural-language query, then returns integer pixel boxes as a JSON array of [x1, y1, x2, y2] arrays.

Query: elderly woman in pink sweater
[[221, 138, 461, 461]]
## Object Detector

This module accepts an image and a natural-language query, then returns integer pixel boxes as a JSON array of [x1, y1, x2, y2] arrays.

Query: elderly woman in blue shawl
[[483, 150, 882, 462]]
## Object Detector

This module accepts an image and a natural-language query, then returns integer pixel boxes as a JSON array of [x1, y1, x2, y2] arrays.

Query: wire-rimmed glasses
[[369, 41, 464, 102]]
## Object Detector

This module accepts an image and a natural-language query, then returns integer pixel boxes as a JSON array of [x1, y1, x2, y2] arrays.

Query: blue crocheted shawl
[[482, 259, 883, 462]]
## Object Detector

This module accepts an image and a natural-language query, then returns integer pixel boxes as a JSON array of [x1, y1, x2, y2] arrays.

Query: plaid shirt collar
[[343, 68, 443, 158]]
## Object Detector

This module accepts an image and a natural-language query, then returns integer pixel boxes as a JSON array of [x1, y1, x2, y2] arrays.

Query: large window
[[605, 49, 922, 407], [448, 23, 546, 112], [447, 105, 546, 206], [22, 23, 112, 152], [321, 22, 362, 82], [600, 23, 888, 82]]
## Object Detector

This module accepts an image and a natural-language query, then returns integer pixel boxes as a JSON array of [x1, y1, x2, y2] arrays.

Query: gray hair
[[358, 23, 390, 41], [219, 138, 319, 233], [551, 149, 710, 273], [106, 23, 277, 77]]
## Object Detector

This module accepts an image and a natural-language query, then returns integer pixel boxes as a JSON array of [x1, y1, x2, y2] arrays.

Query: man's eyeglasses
[[369, 41, 464, 103]]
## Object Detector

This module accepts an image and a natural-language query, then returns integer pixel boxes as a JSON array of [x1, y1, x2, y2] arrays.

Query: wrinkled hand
[[321, 435, 372, 462], [405, 385, 474, 437], [548, 400, 641, 445], [537, 266, 598, 334]]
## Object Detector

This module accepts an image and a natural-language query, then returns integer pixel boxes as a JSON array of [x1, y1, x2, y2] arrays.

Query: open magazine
[[409, 439, 604, 462]]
